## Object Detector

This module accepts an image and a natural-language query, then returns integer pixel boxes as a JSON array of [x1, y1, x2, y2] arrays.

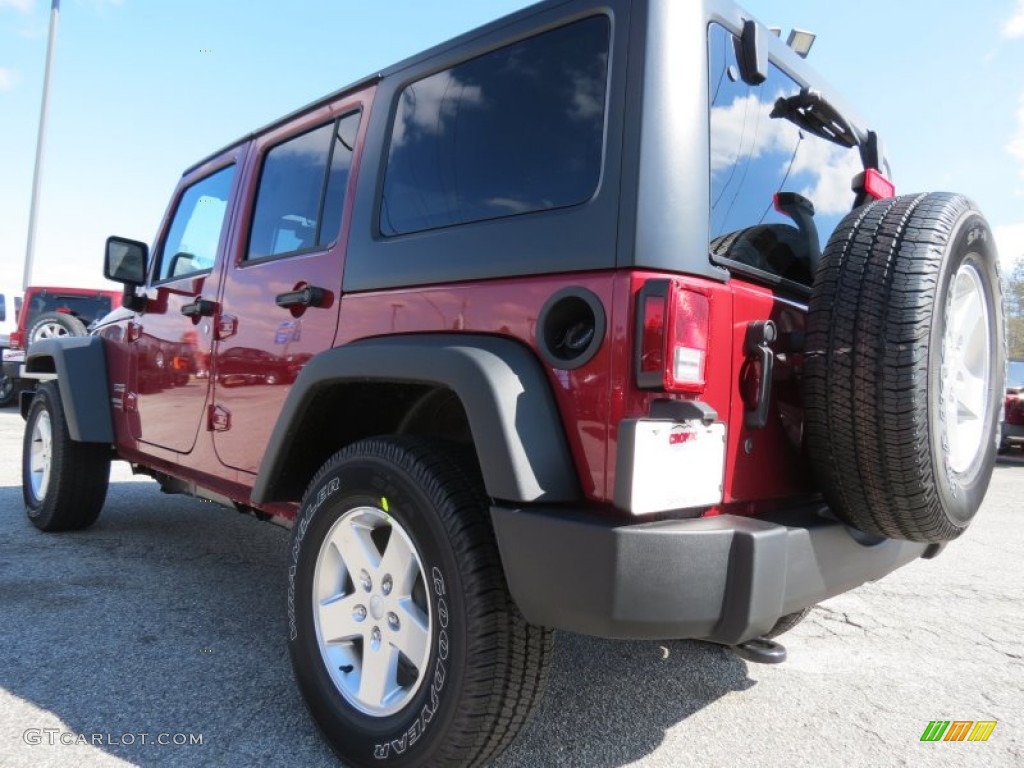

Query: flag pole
[[23, 0, 61, 291]]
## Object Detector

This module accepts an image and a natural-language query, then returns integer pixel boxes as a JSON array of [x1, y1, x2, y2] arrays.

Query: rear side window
[[707, 24, 861, 286], [247, 111, 361, 261], [157, 165, 236, 282], [380, 15, 610, 237]]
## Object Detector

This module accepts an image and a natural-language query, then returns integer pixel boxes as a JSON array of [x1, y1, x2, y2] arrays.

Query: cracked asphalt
[[0, 403, 1022, 768]]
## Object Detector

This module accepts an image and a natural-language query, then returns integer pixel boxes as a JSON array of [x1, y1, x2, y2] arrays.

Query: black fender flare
[[251, 335, 579, 505], [25, 336, 114, 444]]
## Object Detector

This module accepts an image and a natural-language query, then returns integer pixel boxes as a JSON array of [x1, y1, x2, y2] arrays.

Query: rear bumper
[[491, 504, 937, 645]]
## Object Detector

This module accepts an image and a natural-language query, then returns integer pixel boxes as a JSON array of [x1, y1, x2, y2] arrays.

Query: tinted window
[[26, 293, 113, 328], [1, 295, 5, 323], [14, 296, 22, 317], [380, 16, 609, 237], [158, 165, 236, 281], [707, 24, 861, 286], [247, 111, 361, 260]]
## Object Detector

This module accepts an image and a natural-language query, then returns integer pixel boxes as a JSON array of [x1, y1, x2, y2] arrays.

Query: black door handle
[[181, 298, 216, 317], [276, 285, 327, 309]]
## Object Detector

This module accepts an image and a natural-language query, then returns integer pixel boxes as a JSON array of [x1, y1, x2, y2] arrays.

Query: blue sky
[[1, 0, 1023, 292]]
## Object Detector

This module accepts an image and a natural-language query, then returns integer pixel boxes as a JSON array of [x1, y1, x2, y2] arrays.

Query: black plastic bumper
[[490, 504, 938, 645]]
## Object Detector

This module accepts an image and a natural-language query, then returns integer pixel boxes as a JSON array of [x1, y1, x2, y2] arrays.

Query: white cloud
[[1009, 96, 1024, 178], [0, 67, 17, 90], [1004, 0, 1024, 38], [995, 222, 1024, 271], [710, 92, 859, 215], [0, 0, 34, 13], [391, 72, 483, 147]]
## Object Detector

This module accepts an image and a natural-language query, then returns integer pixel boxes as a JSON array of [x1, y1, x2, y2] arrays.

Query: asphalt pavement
[[0, 403, 1021, 768]]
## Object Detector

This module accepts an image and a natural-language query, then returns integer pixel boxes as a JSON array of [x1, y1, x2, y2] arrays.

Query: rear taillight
[[636, 279, 710, 393], [10, 330, 24, 349]]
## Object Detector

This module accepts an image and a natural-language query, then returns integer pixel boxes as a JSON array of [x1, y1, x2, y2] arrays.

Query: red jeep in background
[[17, 1, 1005, 766], [1001, 360, 1024, 451], [1, 285, 120, 406]]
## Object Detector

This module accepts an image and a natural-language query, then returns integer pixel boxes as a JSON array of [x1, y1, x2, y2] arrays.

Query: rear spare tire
[[28, 311, 88, 343], [805, 193, 1004, 543]]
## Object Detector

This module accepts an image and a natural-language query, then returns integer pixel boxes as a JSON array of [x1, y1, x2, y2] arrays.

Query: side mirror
[[105, 236, 149, 311], [105, 236, 148, 285]]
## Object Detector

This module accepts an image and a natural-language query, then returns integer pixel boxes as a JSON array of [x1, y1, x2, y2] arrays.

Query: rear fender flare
[[251, 335, 579, 505]]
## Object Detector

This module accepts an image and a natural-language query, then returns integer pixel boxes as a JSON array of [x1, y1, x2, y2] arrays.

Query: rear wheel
[[22, 383, 110, 531], [805, 193, 1004, 542], [288, 437, 552, 768]]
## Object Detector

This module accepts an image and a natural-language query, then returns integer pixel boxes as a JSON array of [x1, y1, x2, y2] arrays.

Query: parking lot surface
[[0, 404, 1021, 768]]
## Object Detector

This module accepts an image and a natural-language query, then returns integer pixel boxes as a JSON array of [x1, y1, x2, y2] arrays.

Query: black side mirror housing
[[105, 236, 149, 311]]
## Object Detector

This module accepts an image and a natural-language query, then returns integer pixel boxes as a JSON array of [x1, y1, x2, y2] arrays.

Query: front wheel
[[23, 383, 110, 531], [288, 437, 552, 768]]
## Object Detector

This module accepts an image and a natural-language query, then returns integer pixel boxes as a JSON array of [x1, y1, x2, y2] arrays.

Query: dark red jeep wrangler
[[20, 1, 1004, 765]]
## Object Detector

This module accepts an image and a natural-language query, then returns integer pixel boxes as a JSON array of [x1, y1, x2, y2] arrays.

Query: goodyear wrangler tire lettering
[[287, 437, 552, 767]]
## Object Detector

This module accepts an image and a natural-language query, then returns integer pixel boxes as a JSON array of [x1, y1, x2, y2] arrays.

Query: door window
[[156, 165, 236, 282], [247, 111, 362, 261]]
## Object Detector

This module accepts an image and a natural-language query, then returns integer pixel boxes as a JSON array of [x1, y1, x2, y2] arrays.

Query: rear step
[[731, 637, 787, 664]]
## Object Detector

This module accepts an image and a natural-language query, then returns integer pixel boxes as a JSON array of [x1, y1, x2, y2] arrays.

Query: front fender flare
[[25, 336, 114, 444], [251, 335, 579, 505]]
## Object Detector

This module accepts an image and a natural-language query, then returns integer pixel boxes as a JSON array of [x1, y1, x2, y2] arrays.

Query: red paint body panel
[[334, 274, 617, 502], [721, 279, 815, 507]]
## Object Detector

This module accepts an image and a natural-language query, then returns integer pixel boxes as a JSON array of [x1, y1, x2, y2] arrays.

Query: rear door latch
[[742, 320, 776, 430]]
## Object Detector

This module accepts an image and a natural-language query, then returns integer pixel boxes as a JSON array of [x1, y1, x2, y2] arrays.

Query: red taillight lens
[[863, 168, 895, 200], [11, 330, 24, 349], [636, 279, 710, 393], [639, 294, 666, 376]]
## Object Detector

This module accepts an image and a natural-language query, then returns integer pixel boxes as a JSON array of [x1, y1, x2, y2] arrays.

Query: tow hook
[[732, 636, 787, 664]]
